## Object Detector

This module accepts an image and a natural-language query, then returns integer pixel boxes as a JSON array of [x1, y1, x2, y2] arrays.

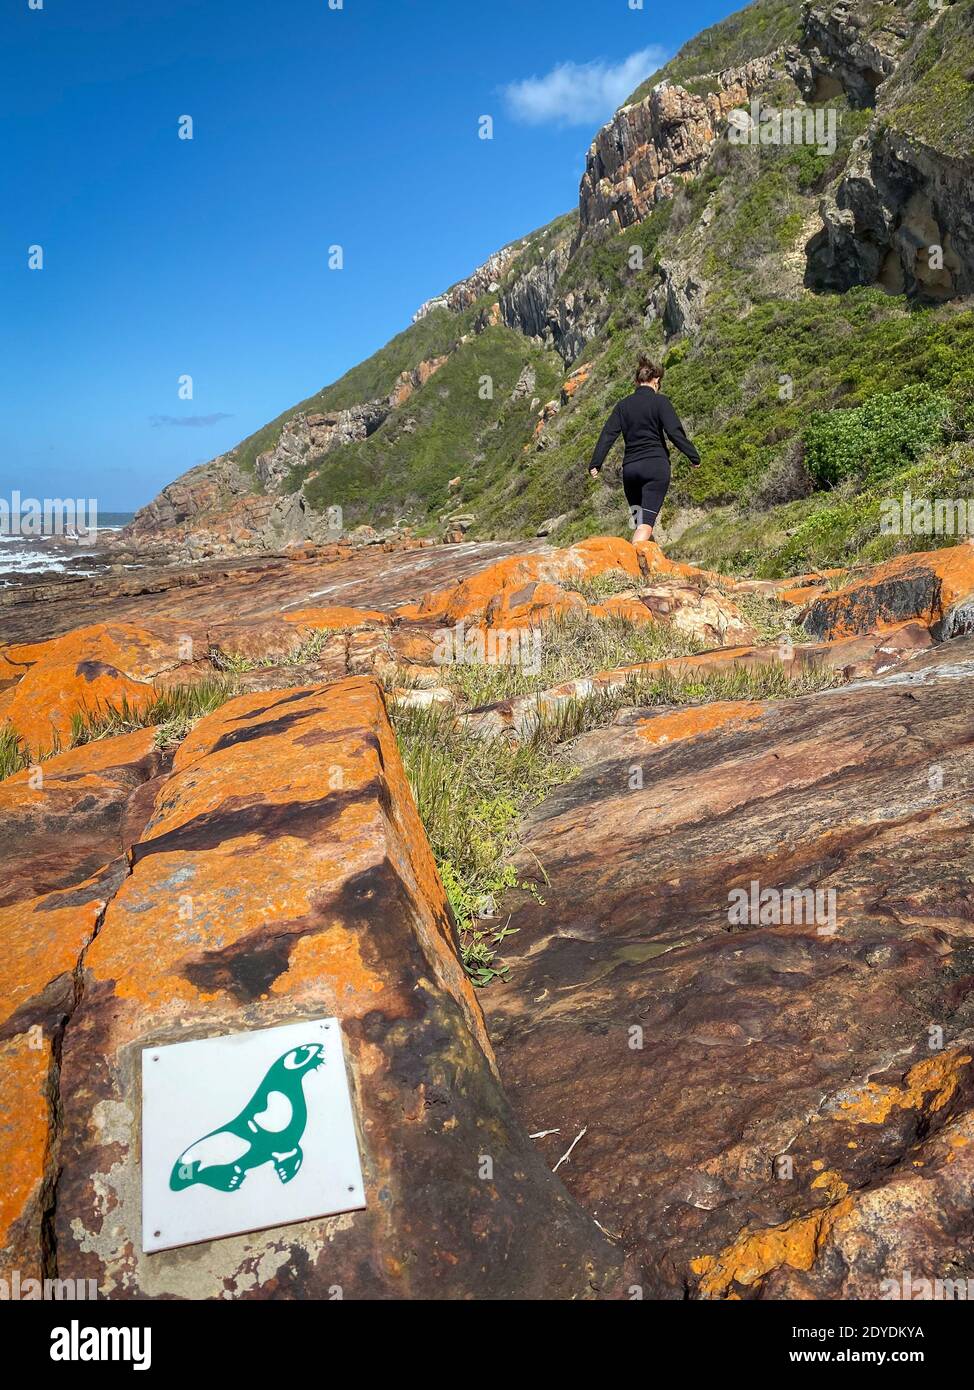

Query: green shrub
[[803, 384, 951, 487]]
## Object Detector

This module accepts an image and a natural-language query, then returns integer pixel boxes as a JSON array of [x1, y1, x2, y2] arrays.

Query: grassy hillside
[[885, 0, 974, 155], [291, 323, 564, 525], [463, 91, 974, 572], [626, 0, 802, 103], [231, 307, 473, 478], [163, 0, 974, 583]]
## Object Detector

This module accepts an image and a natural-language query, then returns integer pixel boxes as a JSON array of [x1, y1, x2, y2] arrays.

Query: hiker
[[588, 355, 700, 543]]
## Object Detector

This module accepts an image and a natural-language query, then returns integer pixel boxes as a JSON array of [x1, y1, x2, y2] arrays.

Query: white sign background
[[141, 1018, 366, 1253]]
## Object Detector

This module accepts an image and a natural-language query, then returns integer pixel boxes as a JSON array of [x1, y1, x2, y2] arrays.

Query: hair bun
[[635, 355, 663, 384]]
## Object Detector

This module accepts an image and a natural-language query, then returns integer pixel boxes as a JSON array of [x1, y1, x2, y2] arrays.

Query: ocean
[[0, 513, 135, 583]]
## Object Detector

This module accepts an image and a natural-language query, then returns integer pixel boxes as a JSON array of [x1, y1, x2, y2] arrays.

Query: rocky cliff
[[578, 54, 781, 232], [121, 0, 973, 566]]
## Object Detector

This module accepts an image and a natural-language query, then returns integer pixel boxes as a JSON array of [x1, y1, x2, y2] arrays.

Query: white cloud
[[502, 47, 668, 128]]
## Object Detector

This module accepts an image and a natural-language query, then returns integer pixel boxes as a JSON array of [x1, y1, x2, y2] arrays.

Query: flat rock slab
[[483, 637, 974, 1298], [53, 677, 623, 1298], [0, 541, 546, 648]]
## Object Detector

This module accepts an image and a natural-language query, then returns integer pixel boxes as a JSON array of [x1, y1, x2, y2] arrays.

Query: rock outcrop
[[5, 530, 974, 1298], [802, 542, 974, 641], [794, 1, 909, 108], [0, 729, 166, 906], [804, 2, 974, 299], [49, 679, 623, 1298], [578, 56, 781, 233], [413, 240, 528, 320], [483, 638, 974, 1297], [1, 622, 192, 756], [806, 125, 973, 299], [0, 730, 171, 1279]]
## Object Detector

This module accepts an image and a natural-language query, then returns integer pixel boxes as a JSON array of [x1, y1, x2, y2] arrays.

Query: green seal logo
[[170, 1043, 324, 1193]]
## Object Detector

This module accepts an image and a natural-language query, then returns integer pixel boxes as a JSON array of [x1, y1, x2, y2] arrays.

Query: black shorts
[[623, 457, 670, 528]]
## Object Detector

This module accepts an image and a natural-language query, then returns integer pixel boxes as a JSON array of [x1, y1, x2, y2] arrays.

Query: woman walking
[[588, 356, 699, 542]]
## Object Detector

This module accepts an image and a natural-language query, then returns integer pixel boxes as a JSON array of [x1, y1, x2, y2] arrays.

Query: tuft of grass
[[211, 650, 258, 674], [392, 702, 574, 985], [289, 628, 341, 664], [443, 607, 703, 709], [730, 589, 801, 644], [70, 678, 238, 751], [563, 570, 640, 602], [0, 723, 32, 781]]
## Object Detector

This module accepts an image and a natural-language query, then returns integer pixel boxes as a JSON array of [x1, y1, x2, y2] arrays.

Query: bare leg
[[632, 522, 654, 543]]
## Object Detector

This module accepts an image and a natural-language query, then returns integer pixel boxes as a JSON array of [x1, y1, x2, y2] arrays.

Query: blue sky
[[4, 0, 737, 509]]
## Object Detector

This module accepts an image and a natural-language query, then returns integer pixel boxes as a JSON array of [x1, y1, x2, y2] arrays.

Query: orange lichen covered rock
[[637, 700, 767, 745], [1, 622, 190, 756], [691, 1200, 855, 1298], [6, 661, 156, 756], [283, 605, 391, 629], [0, 649, 27, 690], [829, 1049, 972, 1126], [204, 607, 388, 672], [483, 580, 583, 630], [590, 596, 655, 625], [0, 870, 121, 1280], [635, 539, 722, 585], [566, 536, 643, 580], [4, 621, 185, 676], [803, 542, 974, 641], [0, 728, 170, 1276], [395, 537, 646, 628], [0, 727, 165, 907], [53, 677, 623, 1299], [560, 363, 592, 402]]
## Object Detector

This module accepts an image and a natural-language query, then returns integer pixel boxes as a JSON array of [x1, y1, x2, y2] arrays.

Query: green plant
[[0, 723, 31, 781], [392, 703, 574, 984], [441, 606, 703, 710], [70, 678, 237, 750], [803, 384, 951, 487]]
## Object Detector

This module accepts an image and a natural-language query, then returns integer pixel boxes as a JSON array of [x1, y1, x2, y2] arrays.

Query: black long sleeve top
[[589, 388, 700, 472]]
